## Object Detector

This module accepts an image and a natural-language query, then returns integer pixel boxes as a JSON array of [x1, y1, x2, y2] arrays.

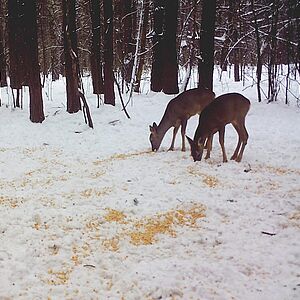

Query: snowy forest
[[0, 1, 300, 300], [0, 0, 299, 122]]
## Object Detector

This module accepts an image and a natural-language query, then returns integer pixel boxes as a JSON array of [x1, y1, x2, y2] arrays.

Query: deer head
[[186, 136, 205, 162], [149, 122, 161, 151]]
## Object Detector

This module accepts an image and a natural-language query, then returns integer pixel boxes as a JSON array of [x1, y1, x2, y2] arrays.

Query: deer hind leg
[[236, 123, 249, 162], [168, 126, 179, 151], [231, 123, 242, 160], [204, 135, 213, 159], [218, 127, 228, 163], [180, 119, 187, 151]]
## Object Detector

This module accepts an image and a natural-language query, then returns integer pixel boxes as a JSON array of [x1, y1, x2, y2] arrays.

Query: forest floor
[[0, 73, 299, 299]]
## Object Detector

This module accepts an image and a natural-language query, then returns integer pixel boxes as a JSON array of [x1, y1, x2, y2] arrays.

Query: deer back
[[164, 88, 215, 126], [194, 93, 250, 141]]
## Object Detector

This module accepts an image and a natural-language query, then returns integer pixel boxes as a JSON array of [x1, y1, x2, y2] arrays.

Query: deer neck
[[194, 125, 209, 144], [157, 118, 173, 140]]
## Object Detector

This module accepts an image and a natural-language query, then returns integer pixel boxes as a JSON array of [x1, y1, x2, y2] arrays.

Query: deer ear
[[186, 136, 194, 147], [149, 125, 155, 133], [153, 122, 158, 130]]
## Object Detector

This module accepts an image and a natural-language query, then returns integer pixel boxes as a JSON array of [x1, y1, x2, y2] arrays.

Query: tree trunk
[[62, 0, 81, 113], [198, 0, 216, 90], [122, 0, 134, 84], [126, 0, 144, 104], [7, 0, 26, 89], [24, 1, 45, 122], [0, 0, 7, 87], [150, 0, 164, 92], [134, 1, 149, 93], [103, 0, 115, 105], [250, 0, 262, 102], [267, 0, 279, 102], [8, 0, 44, 122], [161, 0, 179, 94], [90, 0, 104, 95], [230, 0, 240, 82]]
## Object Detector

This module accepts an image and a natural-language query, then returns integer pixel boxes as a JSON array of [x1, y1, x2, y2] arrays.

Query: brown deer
[[186, 93, 250, 163], [149, 88, 215, 152]]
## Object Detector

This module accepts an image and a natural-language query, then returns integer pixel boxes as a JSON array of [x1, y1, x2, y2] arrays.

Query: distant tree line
[[0, 0, 299, 123]]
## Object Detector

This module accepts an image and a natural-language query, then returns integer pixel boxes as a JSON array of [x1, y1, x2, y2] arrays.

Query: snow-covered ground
[[0, 70, 299, 300]]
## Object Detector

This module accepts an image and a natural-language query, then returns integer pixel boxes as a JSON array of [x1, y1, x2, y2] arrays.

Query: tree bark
[[250, 0, 262, 102], [90, 0, 104, 95], [103, 0, 115, 105], [134, 1, 149, 93], [25, 1, 45, 122], [161, 0, 179, 94], [122, 0, 134, 83], [7, 0, 26, 89], [62, 0, 81, 113], [8, 0, 44, 122], [267, 0, 279, 102], [150, 0, 164, 92], [229, 0, 240, 82], [0, 0, 7, 87], [198, 0, 216, 90]]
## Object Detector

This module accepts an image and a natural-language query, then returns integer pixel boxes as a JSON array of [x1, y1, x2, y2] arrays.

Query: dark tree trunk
[[251, 0, 262, 102], [161, 0, 179, 94], [198, 0, 216, 90], [48, 0, 62, 81], [183, 0, 198, 91], [150, 0, 164, 92], [24, 1, 45, 122], [103, 0, 115, 105], [122, 0, 134, 83], [267, 0, 279, 102], [62, 0, 81, 113], [0, 0, 7, 87], [90, 0, 104, 95], [39, 0, 47, 87], [8, 0, 44, 122], [229, 0, 240, 82], [7, 0, 26, 89]]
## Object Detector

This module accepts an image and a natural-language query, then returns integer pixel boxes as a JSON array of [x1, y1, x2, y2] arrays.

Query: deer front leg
[[218, 127, 228, 163], [168, 126, 179, 151], [204, 135, 213, 159], [180, 119, 187, 151]]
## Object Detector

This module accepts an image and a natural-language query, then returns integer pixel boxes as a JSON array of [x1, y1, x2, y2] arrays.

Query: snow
[[0, 71, 300, 300]]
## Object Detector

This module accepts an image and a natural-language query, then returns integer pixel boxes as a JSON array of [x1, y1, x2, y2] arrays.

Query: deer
[[186, 93, 250, 163], [149, 88, 215, 152]]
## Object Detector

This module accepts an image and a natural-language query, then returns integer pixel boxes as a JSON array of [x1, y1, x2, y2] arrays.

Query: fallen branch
[[83, 264, 96, 268], [79, 91, 94, 128], [113, 73, 130, 119], [261, 231, 277, 236]]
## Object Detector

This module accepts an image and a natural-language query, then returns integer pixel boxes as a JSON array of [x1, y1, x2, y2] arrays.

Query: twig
[[83, 264, 96, 268], [261, 231, 276, 236], [79, 91, 94, 128], [113, 73, 131, 119]]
